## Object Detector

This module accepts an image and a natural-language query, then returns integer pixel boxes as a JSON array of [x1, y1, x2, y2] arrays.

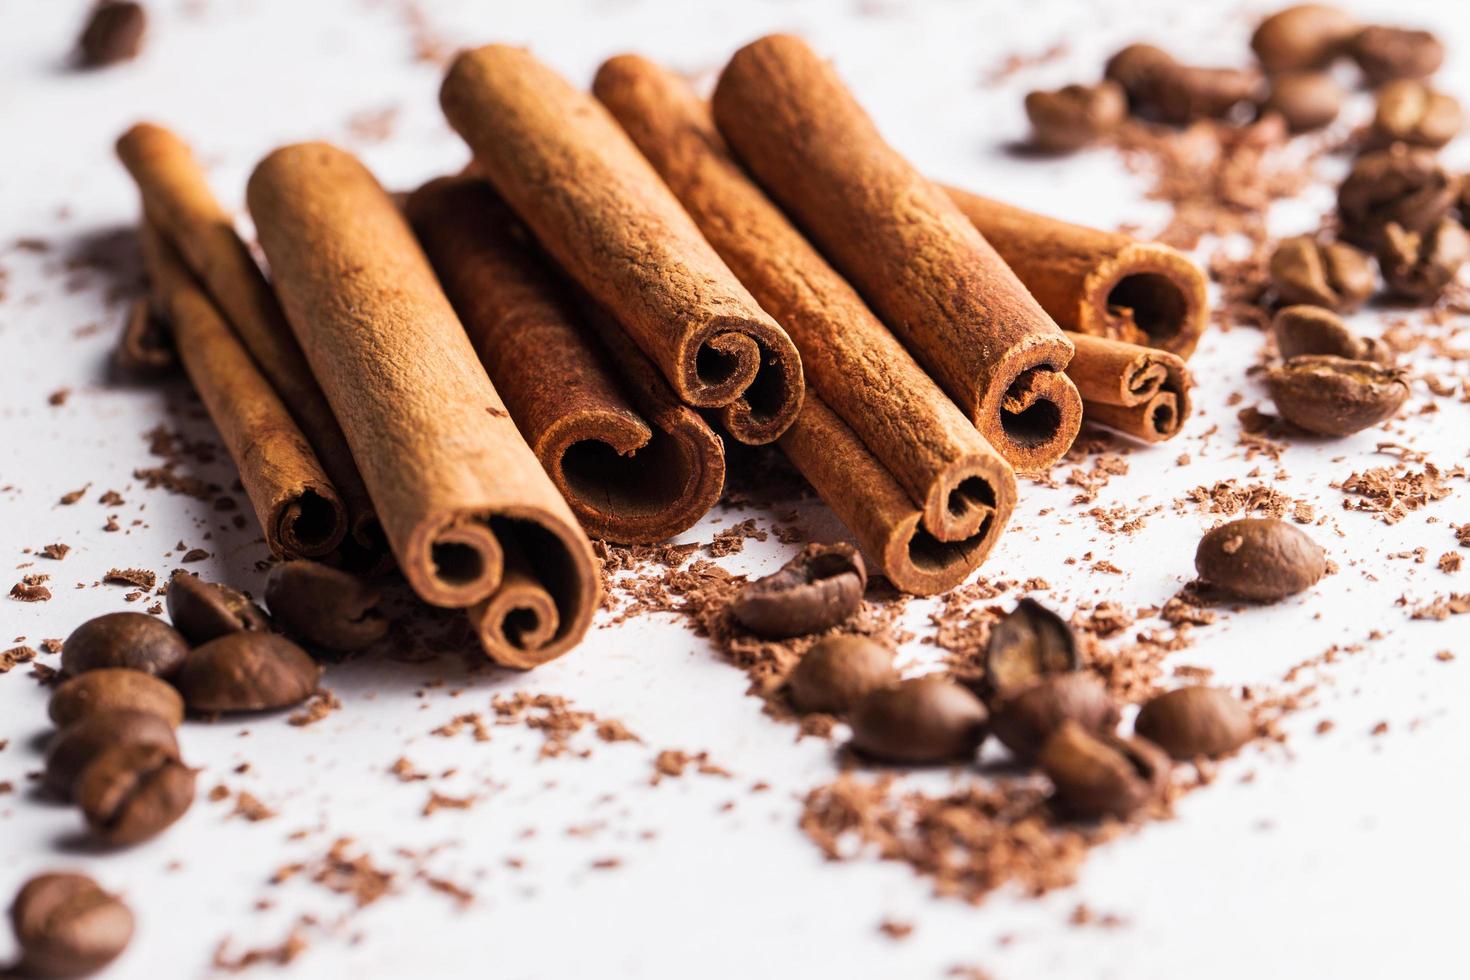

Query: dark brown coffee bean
[[1377, 218, 1470, 303], [1024, 82, 1126, 151], [175, 632, 321, 712], [1153, 65, 1262, 125], [1103, 43, 1177, 108], [1267, 354, 1410, 436], [1259, 71, 1342, 132], [1250, 4, 1360, 73], [75, 743, 195, 847], [1370, 79, 1462, 150], [1272, 305, 1392, 364], [77, 1, 146, 68], [1038, 721, 1170, 821], [264, 560, 388, 652], [1268, 237, 1374, 311], [849, 676, 988, 764], [990, 673, 1120, 763], [983, 598, 1078, 700], [1337, 145, 1458, 248], [1195, 518, 1327, 601], [48, 669, 184, 729], [730, 543, 866, 638], [1349, 25, 1444, 86], [787, 635, 897, 715], [1134, 687, 1255, 760], [165, 570, 271, 645], [44, 710, 178, 801], [61, 612, 189, 680], [9, 872, 133, 978]]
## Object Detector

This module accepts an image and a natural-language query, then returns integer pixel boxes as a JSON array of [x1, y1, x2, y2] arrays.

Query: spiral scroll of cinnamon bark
[[1065, 334, 1194, 443]]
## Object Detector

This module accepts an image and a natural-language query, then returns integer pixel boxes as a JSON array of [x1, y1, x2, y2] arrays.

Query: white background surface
[[3, 1, 1469, 977]]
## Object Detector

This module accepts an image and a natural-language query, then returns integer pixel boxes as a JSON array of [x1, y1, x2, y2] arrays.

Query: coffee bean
[[61, 612, 188, 680], [1377, 218, 1470, 303], [1024, 82, 1126, 151], [77, 1, 146, 68], [75, 743, 196, 847], [9, 872, 133, 978], [165, 571, 271, 645], [1134, 687, 1255, 760], [1195, 518, 1327, 601], [787, 635, 897, 715], [1267, 354, 1410, 436], [990, 673, 1120, 763], [264, 560, 388, 652], [1337, 145, 1458, 248], [1370, 79, 1462, 150], [1268, 237, 1374, 311], [1103, 43, 1177, 108], [48, 669, 184, 729], [1259, 71, 1342, 132], [1153, 65, 1261, 125], [849, 676, 988, 764], [983, 598, 1079, 700], [175, 632, 321, 712], [1272, 305, 1392, 364], [1250, 4, 1360, 73], [1037, 721, 1170, 821], [1349, 25, 1444, 85], [44, 709, 178, 801], [730, 543, 866, 639]]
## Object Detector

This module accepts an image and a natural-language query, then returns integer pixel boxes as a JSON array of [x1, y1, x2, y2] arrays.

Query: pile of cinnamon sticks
[[115, 34, 1205, 667]]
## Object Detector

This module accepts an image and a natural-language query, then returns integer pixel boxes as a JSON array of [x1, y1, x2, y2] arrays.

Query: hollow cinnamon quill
[[711, 34, 1081, 473], [1065, 333, 1193, 443], [407, 176, 724, 545], [141, 224, 346, 559], [246, 142, 598, 668], [438, 44, 803, 446], [943, 186, 1209, 359]]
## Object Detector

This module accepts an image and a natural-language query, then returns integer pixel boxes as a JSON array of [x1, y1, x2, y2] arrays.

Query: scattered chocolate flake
[[878, 919, 915, 940], [212, 926, 310, 972], [58, 486, 89, 505], [389, 757, 429, 782], [651, 750, 733, 784], [38, 543, 70, 560], [1407, 593, 1470, 620], [706, 518, 768, 557], [47, 388, 70, 406], [232, 791, 277, 822], [288, 688, 341, 727], [181, 548, 210, 563], [1335, 462, 1462, 523], [104, 566, 156, 588], [423, 791, 476, 817], [10, 576, 52, 602], [1438, 552, 1462, 574], [0, 646, 37, 673]]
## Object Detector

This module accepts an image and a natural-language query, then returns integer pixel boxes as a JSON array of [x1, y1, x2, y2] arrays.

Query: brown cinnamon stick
[[246, 142, 599, 668], [1065, 334, 1193, 443], [711, 34, 1082, 473], [943, 187, 1209, 360], [593, 54, 1012, 580], [116, 123, 385, 566], [438, 44, 804, 446], [406, 176, 724, 545], [113, 295, 176, 376], [141, 224, 346, 559]]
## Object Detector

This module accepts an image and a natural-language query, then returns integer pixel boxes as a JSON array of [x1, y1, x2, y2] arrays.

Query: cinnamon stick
[[246, 142, 599, 668], [943, 187, 1209, 360], [593, 54, 1013, 580], [438, 44, 804, 446], [711, 34, 1082, 473], [116, 123, 385, 566], [141, 224, 346, 559], [1065, 334, 1193, 443], [406, 176, 724, 545], [113, 295, 176, 377]]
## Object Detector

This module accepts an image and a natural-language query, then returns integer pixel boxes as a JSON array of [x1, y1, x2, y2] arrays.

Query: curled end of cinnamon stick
[[1083, 388, 1192, 443], [684, 317, 804, 444], [409, 516, 505, 609], [1081, 243, 1209, 360], [114, 295, 177, 377], [980, 342, 1084, 474], [271, 484, 348, 559]]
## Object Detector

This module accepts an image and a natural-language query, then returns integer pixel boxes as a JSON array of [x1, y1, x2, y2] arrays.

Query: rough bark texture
[[1066, 333, 1193, 443]]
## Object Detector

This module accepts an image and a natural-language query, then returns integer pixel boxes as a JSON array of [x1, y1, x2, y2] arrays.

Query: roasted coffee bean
[[76, 743, 196, 847], [849, 676, 988, 764], [983, 598, 1079, 699], [1250, 4, 1360, 72], [264, 560, 388, 652], [1152, 65, 1261, 125], [1370, 79, 1462, 150], [9, 872, 133, 978], [1103, 43, 1177, 108], [165, 570, 271, 644], [1259, 71, 1342, 132], [1195, 518, 1327, 601], [77, 1, 146, 68], [1038, 721, 1170, 821], [990, 673, 1120, 763], [1268, 237, 1374, 311], [1272, 306, 1392, 364], [1337, 145, 1458, 248], [1267, 354, 1410, 436], [1377, 218, 1470, 303], [730, 543, 866, 638], [61, 612, 189, 680], [1134, 687, 1255, 760], [1024, 82, 1127, 151], [1349, 25, 1444, 85], [787, 635, 897, 715], [175, 632, 321, 712], [44, 710, 178, 801], [48, 668, 184, 729]]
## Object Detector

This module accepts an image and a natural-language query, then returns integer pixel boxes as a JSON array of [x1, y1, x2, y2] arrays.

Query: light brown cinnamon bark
[[113, 295, 176, 376], [711, 34, 1082, 473], [116, 123, 385, 567], [407, 176, 724, 545], [438, 44, 803, 446], [141, 224, 346, 559], [246, 142, 599, 667], [593, 54, 1012, 578], [1066, 334, 1193, 443], [943, 187, 1209, 360]]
